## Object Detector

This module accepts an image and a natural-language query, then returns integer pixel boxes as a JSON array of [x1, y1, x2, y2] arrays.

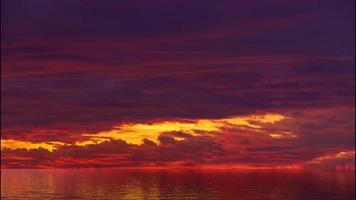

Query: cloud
[[1, 110, 354, 168], [1, 0, 354, 168], [305, 151, 355, 169]]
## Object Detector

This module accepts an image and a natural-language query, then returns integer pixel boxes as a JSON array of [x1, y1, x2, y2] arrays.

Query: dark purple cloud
[[1, 0, 354, 168]]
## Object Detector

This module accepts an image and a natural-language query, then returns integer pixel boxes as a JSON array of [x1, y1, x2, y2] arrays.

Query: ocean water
[[1, 169, 355, 200]]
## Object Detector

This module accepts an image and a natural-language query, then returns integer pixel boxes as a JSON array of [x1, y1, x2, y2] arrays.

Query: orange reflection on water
[[1, 169, 355, 200]]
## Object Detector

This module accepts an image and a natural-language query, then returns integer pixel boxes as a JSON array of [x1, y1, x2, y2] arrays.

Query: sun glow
[[81, 113, 286, 145], [1, 139, 64, 152], [1, 113, 287, 151], [269, 131, 297, 139]]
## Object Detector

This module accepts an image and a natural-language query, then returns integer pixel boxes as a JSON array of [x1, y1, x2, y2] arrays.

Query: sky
[[1, 0, 355, 169]]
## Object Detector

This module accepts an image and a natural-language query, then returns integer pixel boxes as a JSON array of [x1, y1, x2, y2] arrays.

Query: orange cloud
[[305, 151, 355, 169], [1, 139, 64, 152], [1, 113, 288, 152], [76, 113, 287, 146]]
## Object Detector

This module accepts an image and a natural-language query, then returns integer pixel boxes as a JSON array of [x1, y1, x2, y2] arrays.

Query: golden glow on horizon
[[1, 113, 287, 151], [1, 139, 64, 152], [75, 137, 109, 146], [269, 132, 297, 139], [82, 113, 286, 145]]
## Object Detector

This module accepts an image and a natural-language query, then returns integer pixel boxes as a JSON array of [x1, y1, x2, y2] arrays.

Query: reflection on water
[[1, 169, 355, 200]]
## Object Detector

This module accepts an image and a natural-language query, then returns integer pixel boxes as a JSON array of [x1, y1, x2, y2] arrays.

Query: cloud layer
[[1, 0, 355, 168]]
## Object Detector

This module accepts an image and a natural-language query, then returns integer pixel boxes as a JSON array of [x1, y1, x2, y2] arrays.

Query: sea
[[1, 169, 355, 200]]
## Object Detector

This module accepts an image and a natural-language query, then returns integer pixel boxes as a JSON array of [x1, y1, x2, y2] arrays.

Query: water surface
[[1, 169, 355, 200]]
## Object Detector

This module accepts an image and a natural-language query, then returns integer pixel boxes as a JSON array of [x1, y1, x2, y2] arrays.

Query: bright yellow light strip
[[1, 139, 64, 152], [269, 131, 297, 139], [1, 113, 287, 151], [82, 113, 286, 145]]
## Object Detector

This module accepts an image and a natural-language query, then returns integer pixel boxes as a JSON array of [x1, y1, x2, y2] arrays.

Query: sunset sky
[[1, 0, 355, 169]]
